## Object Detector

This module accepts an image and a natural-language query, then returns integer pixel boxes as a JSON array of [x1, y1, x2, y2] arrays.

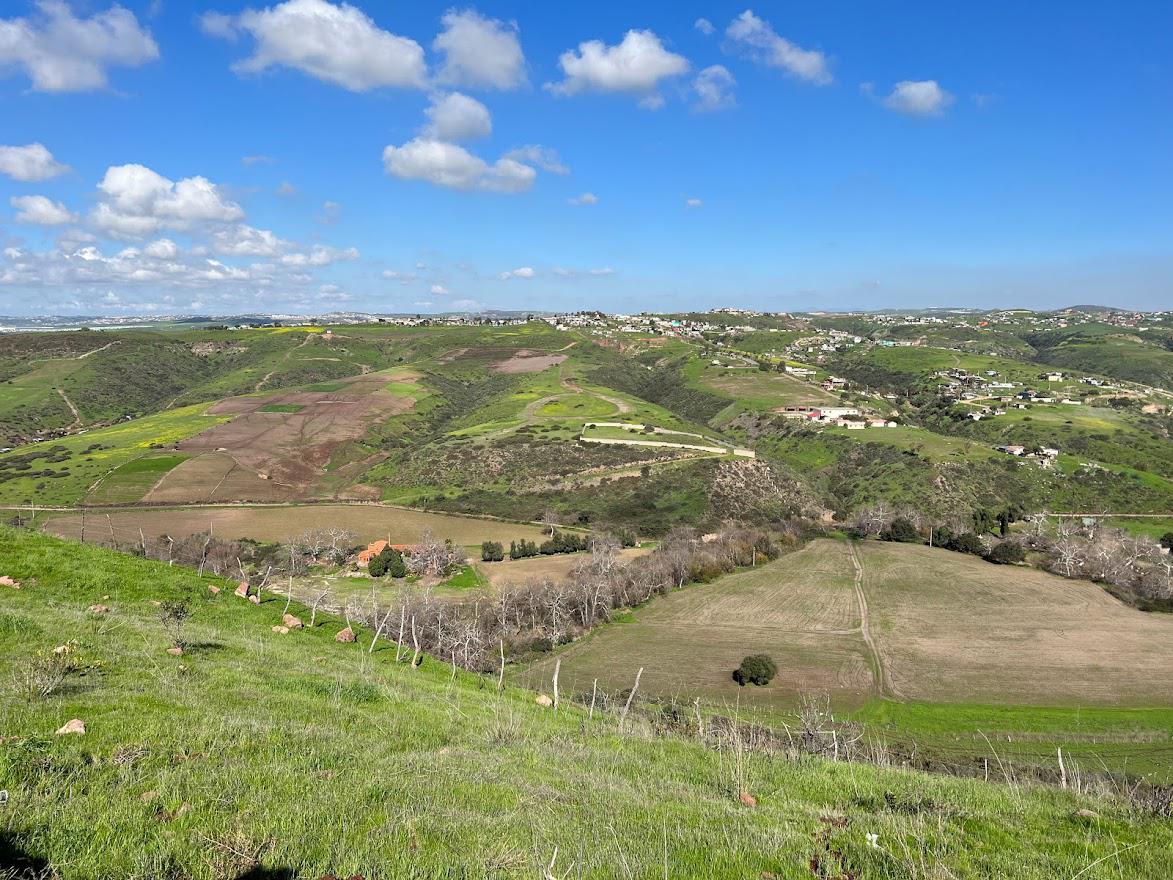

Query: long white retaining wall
[[580, 435, 756, 459]]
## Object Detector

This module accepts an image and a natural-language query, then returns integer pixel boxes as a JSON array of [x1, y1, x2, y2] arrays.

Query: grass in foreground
[[0, 528, 1170, 879]]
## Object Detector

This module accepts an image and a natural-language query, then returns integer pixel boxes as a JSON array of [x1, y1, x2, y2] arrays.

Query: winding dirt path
[[56, 388, 81, 429], [32, 340, 121, 364], [255, 333, 315, 392], [561, 376, 632, 415]]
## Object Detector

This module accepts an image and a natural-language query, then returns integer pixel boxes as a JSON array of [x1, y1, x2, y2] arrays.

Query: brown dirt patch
[[145, 453, 291, 503], [491, 352, 568, 374]]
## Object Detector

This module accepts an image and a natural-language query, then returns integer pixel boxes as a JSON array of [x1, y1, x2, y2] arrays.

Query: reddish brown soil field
[[146, 374, 415, 502]]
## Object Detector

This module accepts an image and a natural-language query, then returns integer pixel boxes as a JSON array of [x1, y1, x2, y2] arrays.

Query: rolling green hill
[[1027, 326, 1173, 388], [1, 527, 1171, 878]]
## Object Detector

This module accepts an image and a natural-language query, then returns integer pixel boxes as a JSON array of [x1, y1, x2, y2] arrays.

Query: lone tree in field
[[732, 654, 777, 687], [541, 509, 561, 537]]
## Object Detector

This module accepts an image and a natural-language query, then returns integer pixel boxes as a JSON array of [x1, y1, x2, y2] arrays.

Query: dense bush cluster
[[0, 443, 96, 484], [369, 546, 407, 578], [732, 654, 777, 687], [507, 531, 589, 559]]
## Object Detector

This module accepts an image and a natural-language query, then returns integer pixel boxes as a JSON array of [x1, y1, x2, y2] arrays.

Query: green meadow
[[1, 528, 1170, 878]]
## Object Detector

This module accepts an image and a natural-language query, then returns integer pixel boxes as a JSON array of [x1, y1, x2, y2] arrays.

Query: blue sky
[[1, 0, 1170, 316]]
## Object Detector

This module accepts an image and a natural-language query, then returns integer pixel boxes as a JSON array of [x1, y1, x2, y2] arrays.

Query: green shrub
[[881, 517, 922, 544], [386, 550, 407, 579], [945, 532, 985, 556], [986, 541, 1026, 565], [369, 546, 406, 578], [481, 541, 504, 562], [732, 654, 777, 687]]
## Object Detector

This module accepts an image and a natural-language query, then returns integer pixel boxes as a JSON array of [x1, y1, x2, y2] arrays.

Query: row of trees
[[352, 525, 790, 674], [494, 530, 590, 561], [1022, 519, 1172, 609], [874, 516, 1026, 564], [852, 503, 1171, 608]]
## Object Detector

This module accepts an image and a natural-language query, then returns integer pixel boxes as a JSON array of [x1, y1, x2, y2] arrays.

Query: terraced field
[[699, 368, 840, 411], [0, 405, 228, 506]]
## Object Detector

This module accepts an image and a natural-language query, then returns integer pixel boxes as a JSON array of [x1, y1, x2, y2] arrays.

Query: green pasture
[[0, 405, 226, 506], [3, 528, 1170, 877]]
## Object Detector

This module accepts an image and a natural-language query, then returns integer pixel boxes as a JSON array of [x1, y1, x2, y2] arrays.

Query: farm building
[[356, 540, 388, 565], [356, 540, 413, 565]]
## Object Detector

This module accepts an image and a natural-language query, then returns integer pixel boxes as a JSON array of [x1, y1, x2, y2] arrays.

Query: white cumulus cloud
[[502, 145, 569, 174], [433, 9, 526, 91], [0, 0, 159, 92], [423, 92, 492, 141], [382, 269, 417, 283], [143, 238, 178, 259], [881, 80, 954, 116], [694, 18, 715, 36], [91, 164, 244, 238], [498, 266, 535, 280], [546, 29, 689, 108], [210, 224, 289, 257], [382, 138, 536, 193], [685, 197, 703, 208], [552, 266, 616, 278], [725, 9, 831, 85], [205, 0, 426, 92], [0, 143, 69, 182], [568, 192, 598, 206], [279, 244, 359, 266], [693, 64, 736, 112], [11, 195, 76, 225]]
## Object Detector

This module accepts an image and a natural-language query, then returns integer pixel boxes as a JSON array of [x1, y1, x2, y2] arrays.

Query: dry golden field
[[527, 539, 1173, 712], [42, 503, 548, 548]]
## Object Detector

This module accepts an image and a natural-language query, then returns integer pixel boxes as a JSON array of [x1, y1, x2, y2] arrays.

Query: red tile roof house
[[355, 540, 413, 566], [356, 540, 388, 565]]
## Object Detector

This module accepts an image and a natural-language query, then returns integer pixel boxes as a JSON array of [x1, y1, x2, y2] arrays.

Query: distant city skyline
[[1, 1, 1170, 316]]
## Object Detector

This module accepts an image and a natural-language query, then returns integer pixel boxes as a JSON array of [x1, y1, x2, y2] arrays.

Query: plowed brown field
[[145, 373, 414, 502]]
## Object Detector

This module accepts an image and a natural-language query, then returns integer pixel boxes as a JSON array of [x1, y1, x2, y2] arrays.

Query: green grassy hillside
[[1027, 326, 1173, 388], [2, 528, 1171, 878]]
